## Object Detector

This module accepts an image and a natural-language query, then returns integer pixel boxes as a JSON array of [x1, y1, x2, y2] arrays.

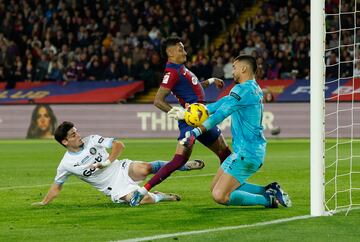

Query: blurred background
[[0, 0, 356, 139]]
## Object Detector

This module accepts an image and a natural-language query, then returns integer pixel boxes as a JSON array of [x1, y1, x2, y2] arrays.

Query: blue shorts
[[178, 120, 221, 147], [221, 153, 263, 184]]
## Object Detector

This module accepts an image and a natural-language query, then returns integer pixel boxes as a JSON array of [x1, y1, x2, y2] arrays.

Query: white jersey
[[54, 135, 120, 196]]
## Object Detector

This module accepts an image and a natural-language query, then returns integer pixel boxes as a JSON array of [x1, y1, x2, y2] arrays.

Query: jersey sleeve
[[202, 87, 249, 130], [54, 164, 71, 185], [206, 96, 228, 114], [90, 135, 114, 149], [160, 68, 179, 90]]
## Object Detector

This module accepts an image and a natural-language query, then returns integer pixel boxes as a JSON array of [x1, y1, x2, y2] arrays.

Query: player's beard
[[181, 55, 187, 64], [233, 75, 239, 84]]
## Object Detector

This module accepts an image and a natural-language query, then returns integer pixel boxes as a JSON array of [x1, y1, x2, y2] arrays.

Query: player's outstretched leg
[[150, 159, 204, 173], [184, 159, 205, 170], [153, 191, 181, 202], [129, 191, 181, 206], [265, 182, 292, 207]]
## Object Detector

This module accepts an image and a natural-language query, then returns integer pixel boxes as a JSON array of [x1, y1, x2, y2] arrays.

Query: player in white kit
[[32, 121, 204, 206]]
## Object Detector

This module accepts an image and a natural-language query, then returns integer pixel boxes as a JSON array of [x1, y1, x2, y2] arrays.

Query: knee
[[212, 189, 229, 205], [136, 162, 152, 176], [143, 163, 152, 175]]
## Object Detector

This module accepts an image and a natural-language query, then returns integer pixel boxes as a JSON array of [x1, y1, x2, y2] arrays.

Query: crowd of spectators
[[0, 0, 248, 90], [1, 0, 357, 92], [325, 0, 360, 79], [203, 0, 311, 81]]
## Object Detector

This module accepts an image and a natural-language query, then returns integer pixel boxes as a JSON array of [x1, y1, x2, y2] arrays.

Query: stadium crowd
[[0, 0, 316, 90]]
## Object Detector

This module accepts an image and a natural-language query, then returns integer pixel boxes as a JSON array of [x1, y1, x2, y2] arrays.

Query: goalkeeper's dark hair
[[161, 36, 182, 59], [55, 121, 74, 147], [234, 55, 257, 73]]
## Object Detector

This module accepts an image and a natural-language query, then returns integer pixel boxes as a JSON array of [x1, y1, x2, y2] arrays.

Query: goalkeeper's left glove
[[167, 106, 185, 120], [180, 128, 202, 147]]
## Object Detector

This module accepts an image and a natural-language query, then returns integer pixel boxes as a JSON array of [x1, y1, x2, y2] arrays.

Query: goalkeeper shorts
[[221, 153, 263, 184]]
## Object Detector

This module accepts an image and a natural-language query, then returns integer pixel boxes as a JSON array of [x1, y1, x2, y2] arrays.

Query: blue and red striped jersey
[[160, 62, 205, 107]]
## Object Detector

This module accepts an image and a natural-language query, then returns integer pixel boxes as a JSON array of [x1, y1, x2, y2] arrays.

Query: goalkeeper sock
[[150, 160, 188, 174], [236, 182, 265, 195], [228, 190, 268, 206], [144, 154, 188, 191]]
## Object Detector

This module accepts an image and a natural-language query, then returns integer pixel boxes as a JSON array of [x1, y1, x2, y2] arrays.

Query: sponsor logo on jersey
[[80, 155, 90, 164], [230, 92, 241, 101], [191, 76, 198, 85], [90, 147, 97, 155], [83, 166, 96, 177]]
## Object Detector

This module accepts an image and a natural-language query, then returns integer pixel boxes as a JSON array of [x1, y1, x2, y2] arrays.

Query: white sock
[[138, 187, 148, 195], [149, 192, 163, 203]]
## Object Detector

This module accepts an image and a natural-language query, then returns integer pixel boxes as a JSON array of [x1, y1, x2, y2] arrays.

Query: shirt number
[[162, 73, 170, 84]]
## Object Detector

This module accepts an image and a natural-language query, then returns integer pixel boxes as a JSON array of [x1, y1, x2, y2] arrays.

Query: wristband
[[101, 159, 111, 167], [192, 127, 202, 138], [208, 78, 215, 84]]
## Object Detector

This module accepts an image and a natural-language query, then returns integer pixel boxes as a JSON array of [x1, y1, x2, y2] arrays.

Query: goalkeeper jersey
[[54, 135, 120, 196], [204, 79, 267, 161]]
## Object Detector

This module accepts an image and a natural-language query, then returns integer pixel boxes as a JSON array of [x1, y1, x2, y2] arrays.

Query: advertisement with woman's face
[[26, 104, 58, 139]]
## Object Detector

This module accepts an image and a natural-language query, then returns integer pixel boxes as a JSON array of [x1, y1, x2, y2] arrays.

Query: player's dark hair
[[161, 36, 182, 59], [234, 55, 257, 73], [54, 121, 74, 147]]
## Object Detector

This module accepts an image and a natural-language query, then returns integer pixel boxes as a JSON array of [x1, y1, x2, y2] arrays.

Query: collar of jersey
[[167, 61, 183, 68], [67, 147, 84, 155]]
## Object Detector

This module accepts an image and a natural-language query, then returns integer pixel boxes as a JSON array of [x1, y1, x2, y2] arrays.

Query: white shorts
[[109, 159, 142, 203]]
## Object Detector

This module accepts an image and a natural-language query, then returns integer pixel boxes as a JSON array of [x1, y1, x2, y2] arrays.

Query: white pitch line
[[0, 173, 215, 191], [114, 215, 313, 242], [0, 182, 83, 191]]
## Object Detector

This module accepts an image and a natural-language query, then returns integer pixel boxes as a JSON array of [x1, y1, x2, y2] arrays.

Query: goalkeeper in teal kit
[[182, 55, 291, 208]]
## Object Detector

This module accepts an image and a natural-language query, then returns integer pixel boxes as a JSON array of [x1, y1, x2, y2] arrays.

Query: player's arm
[[107, 139, 125, 162], [155, 69, 179, 113], [155, 86, 187, 120], [93, 139, 125, 169], [181, 94, 242, 147], [32, 183, 63, 206], [201, 78, 224, 89], [154, 86, 173, 112], [206, 96, 228, 115], [201, 96, 239, 131]]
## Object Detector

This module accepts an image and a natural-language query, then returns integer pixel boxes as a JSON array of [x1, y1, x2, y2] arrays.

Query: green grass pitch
[[0, 139, 359, 241]]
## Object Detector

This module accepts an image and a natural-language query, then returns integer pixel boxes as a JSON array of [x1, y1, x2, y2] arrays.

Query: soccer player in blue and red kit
[[130, 36, 232, 206]]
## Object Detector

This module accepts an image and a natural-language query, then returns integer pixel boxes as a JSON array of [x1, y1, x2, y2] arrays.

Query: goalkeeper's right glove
[[180, 128, 202, 147], [167, 106, 185, 120]]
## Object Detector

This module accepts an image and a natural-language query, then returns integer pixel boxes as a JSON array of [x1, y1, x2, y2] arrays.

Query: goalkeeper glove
[[167, 106, 185, 120], [180, 128, 202, 147]]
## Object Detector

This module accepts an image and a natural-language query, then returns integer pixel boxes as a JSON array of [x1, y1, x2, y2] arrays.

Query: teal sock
[[236, 183, 265, 195], [228, 190, 268, 206], [150, 160, 187, 173]]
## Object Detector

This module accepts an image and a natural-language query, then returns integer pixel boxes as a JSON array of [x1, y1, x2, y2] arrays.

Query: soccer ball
[[184, 103, 209, 127]]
